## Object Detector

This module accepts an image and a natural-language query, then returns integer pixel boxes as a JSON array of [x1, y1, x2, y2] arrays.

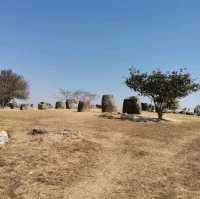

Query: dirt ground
[[0, 109, 200, 199]]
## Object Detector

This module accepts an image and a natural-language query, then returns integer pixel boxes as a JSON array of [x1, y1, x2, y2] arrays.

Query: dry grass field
[[0, 109, 200, 199]]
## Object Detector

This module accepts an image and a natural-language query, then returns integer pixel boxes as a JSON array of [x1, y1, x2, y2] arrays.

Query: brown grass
[[0, 110, 200, 198]]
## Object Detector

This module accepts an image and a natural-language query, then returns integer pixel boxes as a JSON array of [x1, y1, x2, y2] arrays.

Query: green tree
[[0, 69, 29, 107], [125, 68, 200, 119]]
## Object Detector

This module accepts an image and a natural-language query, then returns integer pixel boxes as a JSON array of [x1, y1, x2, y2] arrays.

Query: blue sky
[[0, 0, 200, 107]]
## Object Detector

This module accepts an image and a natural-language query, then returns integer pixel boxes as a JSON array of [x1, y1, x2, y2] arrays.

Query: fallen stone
[[61, 129, 73, 136], [0, 131, 9, 145], [31, 128, 48, 135]]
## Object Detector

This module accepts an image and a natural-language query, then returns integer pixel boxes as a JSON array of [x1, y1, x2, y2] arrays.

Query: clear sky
[[0, 0, 200, 108]]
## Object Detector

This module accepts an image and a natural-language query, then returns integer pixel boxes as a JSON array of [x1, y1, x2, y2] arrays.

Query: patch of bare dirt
[[0, 110, 200, 198]]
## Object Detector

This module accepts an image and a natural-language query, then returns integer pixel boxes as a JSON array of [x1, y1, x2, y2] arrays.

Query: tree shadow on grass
[[99, 113, 169, 123]]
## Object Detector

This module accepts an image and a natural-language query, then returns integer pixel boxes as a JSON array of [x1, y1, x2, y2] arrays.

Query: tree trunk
[[154, 102, 164, 120], [157, 111, 163, 120]]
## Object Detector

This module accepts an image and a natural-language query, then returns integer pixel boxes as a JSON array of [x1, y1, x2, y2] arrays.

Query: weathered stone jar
[[66, 99, 74, 109], [55, 101, 66, 109], [123, 96, 141, 114], [78, 101, 90, 112], [102, 95, 117, 112]]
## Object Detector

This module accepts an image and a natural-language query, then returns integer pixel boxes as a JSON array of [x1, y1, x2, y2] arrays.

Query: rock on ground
[[0, 131, 9, 144], [31, 128, 48, 135]]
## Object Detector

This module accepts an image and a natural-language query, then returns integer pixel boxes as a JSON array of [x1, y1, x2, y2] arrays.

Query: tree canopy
[[0, 69, 29, 107], [125, 68, 200, 119]]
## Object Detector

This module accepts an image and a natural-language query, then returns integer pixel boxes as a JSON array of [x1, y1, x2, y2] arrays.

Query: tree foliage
[[0, 69, 29, 107], [166, 98, 180, 111], [125, 68, 200, 119]]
